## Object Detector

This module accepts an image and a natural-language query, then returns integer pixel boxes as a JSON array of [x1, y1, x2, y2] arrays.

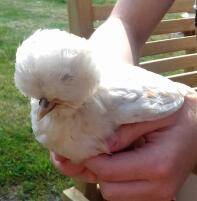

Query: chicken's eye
[[61, 74, 73, 81], [39, 98, 49, 108]]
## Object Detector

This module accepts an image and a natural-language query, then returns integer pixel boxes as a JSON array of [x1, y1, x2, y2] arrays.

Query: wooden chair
[[63, 0, 197, 200]]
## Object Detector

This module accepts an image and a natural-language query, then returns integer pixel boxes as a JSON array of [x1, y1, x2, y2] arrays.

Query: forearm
[[90, 0, 174, 65], [111, 0, 175, 48]]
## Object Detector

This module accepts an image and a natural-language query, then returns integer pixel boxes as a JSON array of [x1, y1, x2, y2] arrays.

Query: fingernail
[[54, 154, 67, 162]]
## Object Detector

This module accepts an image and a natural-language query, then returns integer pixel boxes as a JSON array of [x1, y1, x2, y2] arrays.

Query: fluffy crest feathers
[[15, 29, 100, 106]]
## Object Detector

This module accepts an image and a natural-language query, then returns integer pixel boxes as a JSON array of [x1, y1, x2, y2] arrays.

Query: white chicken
[[15, 29, 195, 163]]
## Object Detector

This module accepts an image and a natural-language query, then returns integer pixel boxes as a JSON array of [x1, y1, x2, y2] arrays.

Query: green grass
[[0, 0, 72, 200], [93, 0, 116, 4]]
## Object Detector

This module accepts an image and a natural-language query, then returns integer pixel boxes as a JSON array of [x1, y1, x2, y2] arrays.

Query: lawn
[[0, 1, 71, 200], [0, 0, 115, 200]]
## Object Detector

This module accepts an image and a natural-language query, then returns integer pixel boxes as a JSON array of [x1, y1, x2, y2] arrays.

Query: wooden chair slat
[[140, 53, 197, 73], [153, 18, 195, 35], [140, 36, 197, 56], [93, 5, 112, 21], [68, 0, 94, 38], [167, 71, 197, 87], [62, 187, 89, 201], [168, 0, 195, 13], [93, 0, 195, 21]]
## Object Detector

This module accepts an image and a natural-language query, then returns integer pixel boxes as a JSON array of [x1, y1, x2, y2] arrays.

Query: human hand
[[49, 114, 175, 185], [50, 152, 97, 183], [85, 95, 197, 201]]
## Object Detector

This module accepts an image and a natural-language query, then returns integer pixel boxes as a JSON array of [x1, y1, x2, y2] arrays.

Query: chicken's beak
[[37, 98, 57, 121]]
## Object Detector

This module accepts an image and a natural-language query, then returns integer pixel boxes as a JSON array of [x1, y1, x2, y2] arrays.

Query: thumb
[[108, 113, 177, 152]]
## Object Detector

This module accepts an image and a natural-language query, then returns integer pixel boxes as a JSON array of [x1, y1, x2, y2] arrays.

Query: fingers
[[108, 113, 177, 152], [50, 152, 98, 183], [50, 152, 85, 176], [99, 181, 163, 201], [53, 153, 67, 162], [85, 149, 156, 182], [76, 168, 98, 183]]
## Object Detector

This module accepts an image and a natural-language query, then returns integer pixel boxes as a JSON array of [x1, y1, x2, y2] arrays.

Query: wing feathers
[[100, 65, 185, 125]]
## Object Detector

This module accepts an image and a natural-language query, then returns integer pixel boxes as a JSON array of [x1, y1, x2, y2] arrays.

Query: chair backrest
[[67, 0, 197, 89]]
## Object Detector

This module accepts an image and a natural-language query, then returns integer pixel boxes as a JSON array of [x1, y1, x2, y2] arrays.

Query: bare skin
[[51, 0, 197, 200]]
